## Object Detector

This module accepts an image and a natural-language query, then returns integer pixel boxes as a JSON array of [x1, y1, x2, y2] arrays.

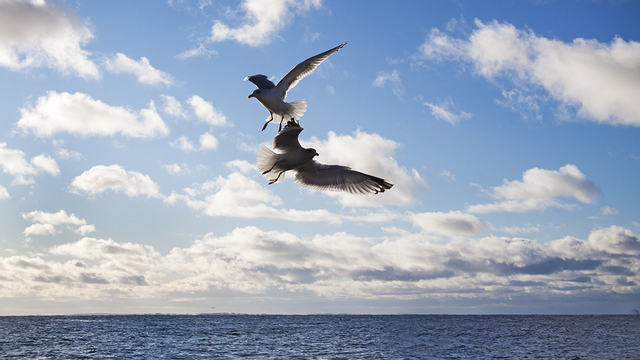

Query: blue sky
[[1, 0, 639, 315]]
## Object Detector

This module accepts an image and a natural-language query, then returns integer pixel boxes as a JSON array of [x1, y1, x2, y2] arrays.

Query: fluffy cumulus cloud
[[160, 95, 228, 128], [467, 164, 601, 213], [187, 95, 228, 126], [0, 142, 59, 185], [70, 165, 162, 198], [0, 225, 638, 309], [420, 19, 640, 126], [0, 185, 9, 199], [169, 132, 218, 152], [164, 171, 342, 223], [0, 0, 100, 79], [303, 130, 427, 207], [104, 53, 174, 86], [160, 95, 187, 118], [22, 209, 95, 236], [16, 92, 170, 138], [209, 0, 322, 47]]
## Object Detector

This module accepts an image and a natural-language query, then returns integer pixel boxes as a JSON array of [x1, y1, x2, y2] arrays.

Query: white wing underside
[[273, 43, 346, 100]]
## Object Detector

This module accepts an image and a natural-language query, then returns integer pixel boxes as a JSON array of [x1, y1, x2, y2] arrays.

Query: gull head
[[302, 148, 318, 160], [248, 89, 261, 99]]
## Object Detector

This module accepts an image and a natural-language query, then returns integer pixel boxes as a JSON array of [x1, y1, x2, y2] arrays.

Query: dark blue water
[[1, 314, 638, 359]]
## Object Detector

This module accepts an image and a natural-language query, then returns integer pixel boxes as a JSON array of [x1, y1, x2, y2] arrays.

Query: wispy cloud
[[425, 100, 472, 125], [373, 69, 402, 97], [176, 44, 218, 59], [439, 169, 456, 182]]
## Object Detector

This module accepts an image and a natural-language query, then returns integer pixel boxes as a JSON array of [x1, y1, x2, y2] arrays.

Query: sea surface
[[1, 314, 639, 359]]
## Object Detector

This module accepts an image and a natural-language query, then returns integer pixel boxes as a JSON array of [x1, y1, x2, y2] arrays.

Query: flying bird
[[257, 120, 393, 194], [246, 43, 346, 132]]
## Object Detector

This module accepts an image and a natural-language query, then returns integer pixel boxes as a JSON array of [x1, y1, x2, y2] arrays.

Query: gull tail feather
[[286, 99, 307, 120], [256, 144, 284, 183]]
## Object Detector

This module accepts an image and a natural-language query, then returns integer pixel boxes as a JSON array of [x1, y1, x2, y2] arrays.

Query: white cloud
[[170, 136, 197, 152], [176, 44, 217, 60], [408, 211, 485, 235], [424, 100, 472, 125], [2, 224, 638, 305], [187, 95, 227, 126], [50, 237, 162, 269], [587, 225, 640, 255], [169, 133, 217, 152], [56, 148, 84, 160], [0, 0, 100, 79], [199, 132, 218, 150], [303, 130, 427, 207], [600, 206, 619, 216], [0, 185, 9, 199], [160, 95, 187, 118], [373, 69, 402, 97], [165, 171, 342, 223], [500, 225, 540, 234], [439, 169, 456, 182], [16, 91, 170, 138], [104, 53, 174, 86], [22, 209, 95, 236], [70, 165, 162, 199], [0, 142, 59, 185], [467, 164, 601, 213], [420, 19, 640, 126], [225, 159, 256, 175], [163, 163, 189, 176], [208, 0, 322, 47]]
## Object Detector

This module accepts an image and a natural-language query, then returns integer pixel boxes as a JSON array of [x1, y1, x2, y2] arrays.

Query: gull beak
[[248, 94, 253, 99]]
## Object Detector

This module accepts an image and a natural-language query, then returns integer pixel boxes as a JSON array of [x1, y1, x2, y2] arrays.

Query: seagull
[[246, 43, 346, 132], [257, 120, 393, 194]]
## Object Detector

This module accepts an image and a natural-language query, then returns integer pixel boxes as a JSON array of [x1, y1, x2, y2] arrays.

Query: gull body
[[257, 121, 393, 194], [246, 43, 346, 131]]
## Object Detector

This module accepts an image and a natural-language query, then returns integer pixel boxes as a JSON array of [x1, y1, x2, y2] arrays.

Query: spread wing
[[272, 120, 303, 152], [244, 74, 276, 89], [274, 43, 346, 99], [294, 161, 393, 195]]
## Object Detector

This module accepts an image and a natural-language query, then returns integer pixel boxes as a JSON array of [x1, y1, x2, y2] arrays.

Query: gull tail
[[286, 99, 307, 121], [256, 144, 285, 183]]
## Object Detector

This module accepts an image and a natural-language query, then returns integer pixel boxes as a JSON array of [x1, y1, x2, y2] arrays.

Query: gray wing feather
[[294, 161, 393, 195], [244, 74, 276, 89], [272, 121, 303, 152], [275, 43, 346, 99]]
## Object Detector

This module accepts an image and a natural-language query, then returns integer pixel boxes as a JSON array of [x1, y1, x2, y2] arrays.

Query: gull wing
[[272, 120, 303, 152], [294, 161, 393, 195], [274, 43, 346, 99], [244, 74, 276, 89]]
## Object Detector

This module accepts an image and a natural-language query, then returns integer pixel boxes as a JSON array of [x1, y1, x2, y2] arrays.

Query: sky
[[0, 0, 639, 315]]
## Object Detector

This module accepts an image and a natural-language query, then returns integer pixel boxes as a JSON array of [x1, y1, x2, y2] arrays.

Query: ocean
[[1, 314, 638, 359]]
